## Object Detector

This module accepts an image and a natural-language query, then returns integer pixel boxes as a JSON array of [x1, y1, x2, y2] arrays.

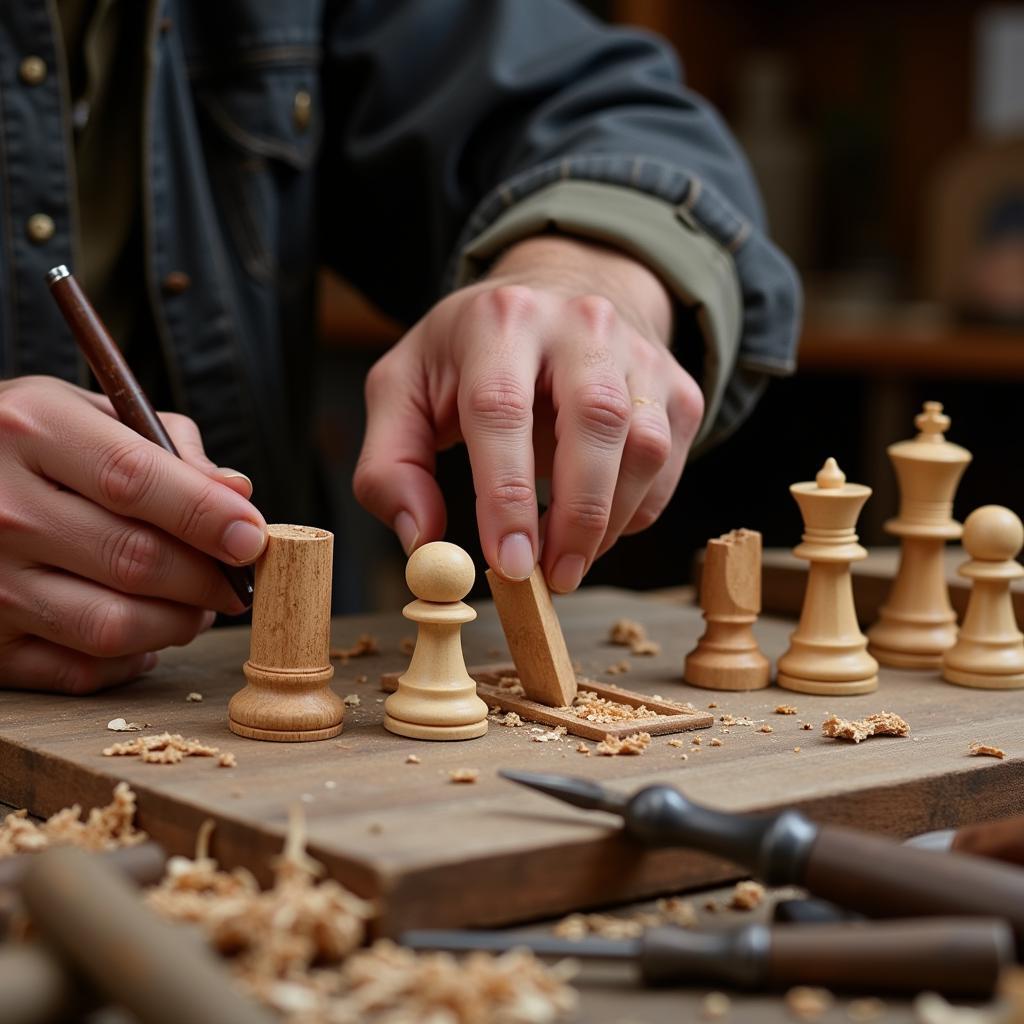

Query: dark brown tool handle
[[805, 825, 1024, 948], [954, 815, 1024, 867], [0, 839, 166, 892], [0, 943, 90, 1024], [20, 845, 276, 1024], [769, 918, 1012, 997], [46, 266, 255, 607]]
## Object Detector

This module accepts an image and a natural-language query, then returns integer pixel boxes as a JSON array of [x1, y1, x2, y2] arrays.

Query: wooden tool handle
[[804, 825, 1024, 950], [953, 815, 1024, 866], [768, 918, 1011, 996], [0, 943, 89, 1024], [20, 845, 276, 1024]]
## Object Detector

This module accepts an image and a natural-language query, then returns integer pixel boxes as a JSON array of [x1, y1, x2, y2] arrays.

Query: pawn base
[[228, 719, 344, 742], [384, 715, 488, 741], [869, 645, 943, 670], [941, 666, 1024, 690], [776, 672, 878, 696], [684, 652, 771, 692]]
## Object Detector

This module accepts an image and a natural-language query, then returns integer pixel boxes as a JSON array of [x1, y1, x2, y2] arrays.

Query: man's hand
[[0, 377, 267, 693], [355, 235, 704, 591]]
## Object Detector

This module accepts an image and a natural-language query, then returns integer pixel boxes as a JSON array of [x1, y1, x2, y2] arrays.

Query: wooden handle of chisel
[[954, 815, 1024, 866], [769, 918, 1012, 997], [0, 943, 90, 1024], [20, 845, 276, 1024], [803, 826, 1024, 948]]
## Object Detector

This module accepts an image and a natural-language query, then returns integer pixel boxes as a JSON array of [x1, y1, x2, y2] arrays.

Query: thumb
[[354, 344, 447, 553]]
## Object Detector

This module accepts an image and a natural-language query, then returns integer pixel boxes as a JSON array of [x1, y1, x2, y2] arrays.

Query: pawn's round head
[[963, 505, 1024, 561], [406, 541, 476, 602]]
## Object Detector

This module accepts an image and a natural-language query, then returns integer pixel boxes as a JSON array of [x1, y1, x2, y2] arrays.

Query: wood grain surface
[[0, 587, 1021, 937]]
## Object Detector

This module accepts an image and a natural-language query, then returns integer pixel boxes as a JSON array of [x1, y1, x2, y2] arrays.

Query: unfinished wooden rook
[[228, 525, 344, 742], [485, 566, 577, 707]]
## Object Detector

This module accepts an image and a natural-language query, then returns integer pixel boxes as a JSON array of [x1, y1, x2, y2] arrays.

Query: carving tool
[[45, 265, 255, 608], [401, 918, 1012, 996], [500, 771, 1024, 952]]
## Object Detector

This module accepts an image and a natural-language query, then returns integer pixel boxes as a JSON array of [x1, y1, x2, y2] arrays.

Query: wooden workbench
[[1, 587, 1021, 940]]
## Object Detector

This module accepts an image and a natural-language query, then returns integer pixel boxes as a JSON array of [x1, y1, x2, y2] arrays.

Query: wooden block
[[381, 663, 713, 740], [484, 567, 577, 707]]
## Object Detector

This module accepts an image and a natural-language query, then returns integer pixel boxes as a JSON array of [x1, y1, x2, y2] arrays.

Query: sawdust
[[343, 694, 361, 707], [0, 782, 145, 856], [709, 737, 723, 748], [608, 618, 661, 656], [719, 714, 755, 728], [107, 718, 147, 731], [822, 712, 910, 744], [568, 690, 662, 725], [532, 726, 567, 743], [449, 768, 480, 784], [495, 674, 526, 697], [497, 712, 523, 728], [595, 732, 651, 756], [702, 992, 731, 1020], [330, 634, 380, 662], [847, 997, 887, 1021], [774, 704, 798, 715], [604, 659, 632, 675], [103, 732, 224, 764], [728, 880, 766, 910], [785, 986, 833, 1020], [969, 742, 1005, 759], [667, 738, 685, 748], [217, 753, 237, 768], [757, 724, 773, 734], [186, 692, 203, 702], [405, 754, 421, 765], [553, 895, 698, 941]]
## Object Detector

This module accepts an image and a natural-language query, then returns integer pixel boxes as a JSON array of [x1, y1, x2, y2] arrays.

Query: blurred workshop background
[[316, 0, 1024, 612]]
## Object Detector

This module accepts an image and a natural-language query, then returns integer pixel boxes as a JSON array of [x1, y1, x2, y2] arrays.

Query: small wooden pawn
[[942, 506, 1024, 689], [684, 528, 770, 691], [777, 458, 879, 695], [229, 525, 344, 742], [384, 542, 489, 741]]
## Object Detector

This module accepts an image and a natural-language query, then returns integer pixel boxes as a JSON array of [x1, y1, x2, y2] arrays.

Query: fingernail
[[394, 511, 419, 555], [549, 553, 586, 593], [201, 610, 217, 632], [142, 652, 159, 671], [498, 532, 535, 581], [221, 521, 266, 563], [217, 468, 253, 497]]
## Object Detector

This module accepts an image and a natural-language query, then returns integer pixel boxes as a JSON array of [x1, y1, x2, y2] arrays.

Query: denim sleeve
[[320, 0, 801, 442]]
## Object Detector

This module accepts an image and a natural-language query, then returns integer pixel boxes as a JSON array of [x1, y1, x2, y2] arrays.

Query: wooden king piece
[[684, 529, 770, 690], [485, 566, 577, 707], [229, 525, 344, 741], [867, 402, 972, 668]]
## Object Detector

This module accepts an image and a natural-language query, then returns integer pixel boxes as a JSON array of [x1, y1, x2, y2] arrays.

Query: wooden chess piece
[[684, 528, 771, 690], [777, 458, 879, 695], [229, 525, 344, 741], [385, 541, 489, 740], [868, 402, 972, 668], [941, 506, 1024, 689]]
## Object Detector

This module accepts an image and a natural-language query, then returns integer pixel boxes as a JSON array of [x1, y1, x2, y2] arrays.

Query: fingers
[[12, 476, 244, 614], [542, 297, 631, 593], [1, 564, 215, 659], [18, 394, 267, 565], [456, 288, 543, 580], [0, 636, 157, 695], [160, 412, 253, 499], [353, 331, 447, 553]]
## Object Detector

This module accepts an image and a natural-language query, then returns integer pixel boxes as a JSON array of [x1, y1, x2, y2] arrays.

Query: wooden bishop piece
[[941, 506, 1024, 689], [229, 525, 344, 742], [777, 459, 879, 695], [867, 402, 972, 668], [384, 542, 489, 740], [684, 529, 770, 690]]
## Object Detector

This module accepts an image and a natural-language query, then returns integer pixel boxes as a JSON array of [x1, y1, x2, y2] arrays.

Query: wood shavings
[[794, 747, 801, 753], [498, 712, 523, 728], [785, 986, 833, 1020], [604, 659, 631, 675], [969, 742, 1006, 759], [822, 712, 910, 743], [707, 701, 718, 708], [847, 997, 886, 1021], [757, 724, 773, 734], [775, 704, 798, 715], [186, 692, 203, 702], [692, 735, 702, 745], [553, 912, 643, 940], [678, 753, 688, 761], [655, 896, 698, 928], [399, 636, 416, 656], [343, 694, 361, 707], [595, 732, 651, 756], [728, 880, 765, 910], [569, 689, 663, 725], [449, 768, 480, 784], [702, 991, 731, 1020], [405, 754, 421, 764], [800, 722, 814, 731], [532, 726, 567, 743], [667, 738, 685, 748], [913, 991, 999, 1024], [321, 940, 576, 1024], [217, 752, 237, 768], [495, 674, 526, 697], [103, 732, 223, 764], [0, 781, 145, 857], [608, 617, 661, 656], [719, 714, 754, 727], [329, 633, 380, 662], [575, 742, 590, 755], [107, 717, 147, 731], [709, 737, 723, 747]]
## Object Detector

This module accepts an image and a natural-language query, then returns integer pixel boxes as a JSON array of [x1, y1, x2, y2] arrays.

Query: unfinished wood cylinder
[[229, 524, 344, 742]]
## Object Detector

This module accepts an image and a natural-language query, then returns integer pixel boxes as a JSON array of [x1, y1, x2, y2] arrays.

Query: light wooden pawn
[[384, 542, 489, 741], [684, 528, 770, 691], [229, 525, 344, 742], [867, 402, 972, 668], [777, 458, 879, 695], [941, 506, 1024, 689]]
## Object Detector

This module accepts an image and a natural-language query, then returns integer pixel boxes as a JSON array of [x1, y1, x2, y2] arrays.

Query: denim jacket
[[0, 0, 800, 523]]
